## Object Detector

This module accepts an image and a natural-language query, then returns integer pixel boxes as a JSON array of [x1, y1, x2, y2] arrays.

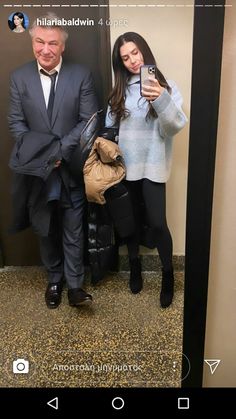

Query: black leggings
[[125, 179, 173, 271]]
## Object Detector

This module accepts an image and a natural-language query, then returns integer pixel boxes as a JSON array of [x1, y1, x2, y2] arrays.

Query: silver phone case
[[140, 65, 156, 95]]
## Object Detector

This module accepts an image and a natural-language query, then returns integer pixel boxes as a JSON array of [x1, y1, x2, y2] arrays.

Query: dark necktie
[[40, 69, 58, 122]]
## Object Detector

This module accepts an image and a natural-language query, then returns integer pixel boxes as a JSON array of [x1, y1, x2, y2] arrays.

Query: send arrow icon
[[204, 359, 221, 375], [47, 397, 58, 410]]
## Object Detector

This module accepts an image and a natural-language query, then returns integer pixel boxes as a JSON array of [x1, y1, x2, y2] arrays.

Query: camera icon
[[13, 359, 29, 374]]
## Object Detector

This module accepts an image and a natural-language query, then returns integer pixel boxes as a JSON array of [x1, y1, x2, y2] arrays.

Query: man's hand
[[54, 160, 61, 168]]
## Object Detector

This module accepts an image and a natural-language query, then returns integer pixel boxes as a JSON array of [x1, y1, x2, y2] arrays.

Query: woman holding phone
[[105, 32, 187, 308]]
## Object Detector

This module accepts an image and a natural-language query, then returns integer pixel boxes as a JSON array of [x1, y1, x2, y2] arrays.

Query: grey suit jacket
[[8, 60, 98, 162], [8, 60, 98, 235]]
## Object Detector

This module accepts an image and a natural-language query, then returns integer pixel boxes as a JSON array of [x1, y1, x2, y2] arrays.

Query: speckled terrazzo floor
[[0, 267, 184, 388]]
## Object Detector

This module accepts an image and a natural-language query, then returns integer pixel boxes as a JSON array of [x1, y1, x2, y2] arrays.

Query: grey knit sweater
[[105, 74, 188, 182]]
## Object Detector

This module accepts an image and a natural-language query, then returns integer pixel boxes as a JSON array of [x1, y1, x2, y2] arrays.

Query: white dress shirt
[[37, 57, 62, 108]]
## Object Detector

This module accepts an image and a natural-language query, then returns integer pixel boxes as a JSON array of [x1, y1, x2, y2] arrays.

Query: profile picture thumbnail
[[8, 12, 29, 34]]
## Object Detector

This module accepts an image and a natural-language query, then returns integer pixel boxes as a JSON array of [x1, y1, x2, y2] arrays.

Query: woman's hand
[[141, 78, 164, 101]]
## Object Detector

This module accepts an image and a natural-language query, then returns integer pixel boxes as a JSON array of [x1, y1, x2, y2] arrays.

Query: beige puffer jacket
[[83, 137, 126, 204]]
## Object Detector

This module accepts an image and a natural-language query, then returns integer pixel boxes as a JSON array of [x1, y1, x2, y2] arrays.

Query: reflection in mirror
[[107, 0, 193, 387], [0, 1, 193, 389]]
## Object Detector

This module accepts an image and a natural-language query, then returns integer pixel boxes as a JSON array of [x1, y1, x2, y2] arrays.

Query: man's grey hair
[[29, 13, 69, 43]]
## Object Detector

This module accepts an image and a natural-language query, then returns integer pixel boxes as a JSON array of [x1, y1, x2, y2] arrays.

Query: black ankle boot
[[129, 257, 143, 294], [160, 268, 174, 308]]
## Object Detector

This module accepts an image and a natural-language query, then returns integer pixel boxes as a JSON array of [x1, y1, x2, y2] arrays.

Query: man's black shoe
[[68, 288, 93, 307], [45, 282, 63, 309]]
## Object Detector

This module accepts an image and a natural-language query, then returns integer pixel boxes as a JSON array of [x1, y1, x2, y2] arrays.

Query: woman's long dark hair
[[12, 12, 26, 29], [108, 32, 171, 125]]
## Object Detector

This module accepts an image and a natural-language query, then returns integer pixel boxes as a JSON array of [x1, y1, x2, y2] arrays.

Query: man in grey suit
[[8, 14, 98, 308]]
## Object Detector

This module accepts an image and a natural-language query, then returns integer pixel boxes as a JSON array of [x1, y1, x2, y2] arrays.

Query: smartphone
[[140, 65, 157, 96]]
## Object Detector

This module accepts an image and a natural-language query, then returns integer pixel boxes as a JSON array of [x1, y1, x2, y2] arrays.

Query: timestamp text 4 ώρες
[[98, 18, 128, 28]]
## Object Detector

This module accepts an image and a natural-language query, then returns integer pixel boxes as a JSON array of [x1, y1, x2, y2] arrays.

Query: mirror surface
[[0, 0, 193, 388]]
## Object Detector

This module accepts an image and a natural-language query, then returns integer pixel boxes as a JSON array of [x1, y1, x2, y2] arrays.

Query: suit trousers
[[39, 186, 85, 289]]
